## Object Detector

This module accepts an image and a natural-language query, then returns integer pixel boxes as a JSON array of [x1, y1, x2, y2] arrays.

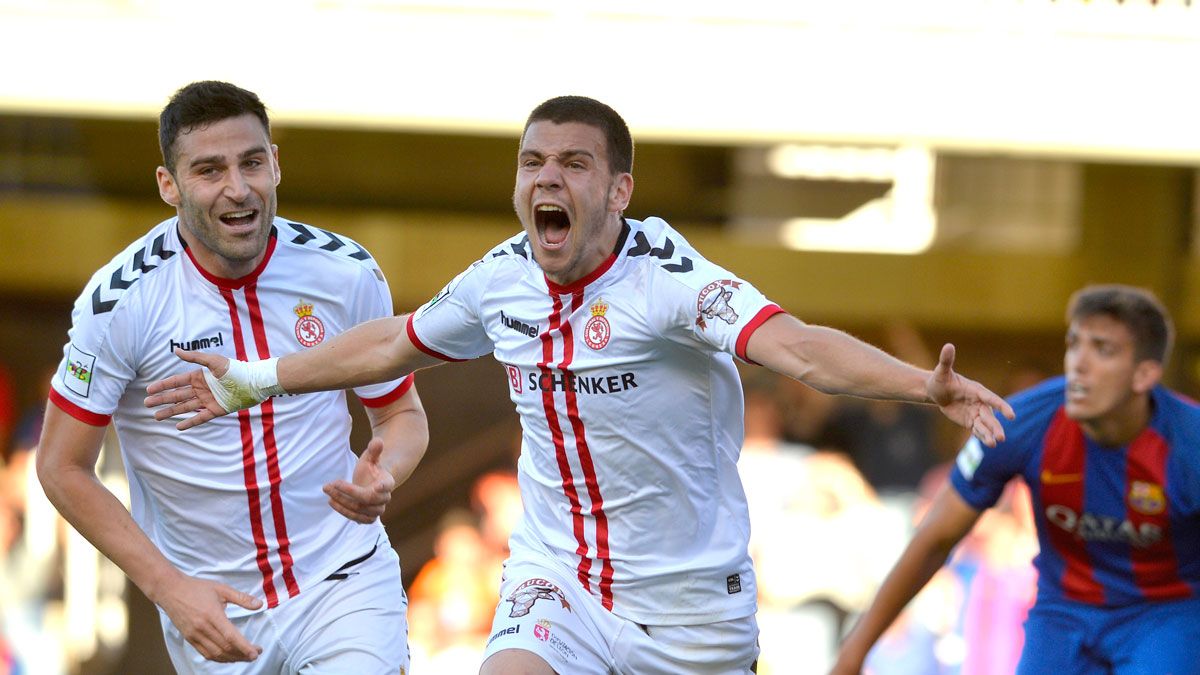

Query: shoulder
[[1003, 374, 1070, 444], [273, 217, 384, 277], [1154, 387, 1200, 449], [621, 217, 727, 290], [82, 217, 183, 320]]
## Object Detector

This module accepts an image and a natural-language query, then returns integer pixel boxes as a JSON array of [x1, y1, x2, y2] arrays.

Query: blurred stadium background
[[1, 1, 1198, 673]]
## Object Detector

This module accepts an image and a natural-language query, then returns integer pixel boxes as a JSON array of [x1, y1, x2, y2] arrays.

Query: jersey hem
[[49, 388, 111, 427], [359, 374, 415, 408], [735, 304, 785, 364]]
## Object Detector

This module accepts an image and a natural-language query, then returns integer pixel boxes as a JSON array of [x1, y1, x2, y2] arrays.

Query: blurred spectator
[[407, 509, 498, 671], [821, 322, 940, 497], [739, 372, 907, 673], [471, 469, 522, 561]]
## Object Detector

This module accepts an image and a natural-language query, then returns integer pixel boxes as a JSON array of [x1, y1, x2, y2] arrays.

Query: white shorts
[[482, 557, 759, 675], [162, 539, 410, 674]]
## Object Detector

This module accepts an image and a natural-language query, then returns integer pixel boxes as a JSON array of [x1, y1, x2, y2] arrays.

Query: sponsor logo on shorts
[[64, 344, 97, 398], [727, 573, 742, 594], [293, 300, 326, 348], [695, 279, 741, 330], [534, 619, 551, 642], [584, 299, 611, 350], [506, 578, 572, 618], [1129, 481, 1166, 515], [486, 624, 520, 647]]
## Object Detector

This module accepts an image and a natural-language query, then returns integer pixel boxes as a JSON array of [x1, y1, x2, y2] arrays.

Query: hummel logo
[[168, 333, 226, 352], [501, 311, 540, 338]]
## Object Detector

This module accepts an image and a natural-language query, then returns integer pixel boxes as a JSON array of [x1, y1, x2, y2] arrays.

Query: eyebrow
[[187, 145, 269, 170], [519, 148, 596, 161]]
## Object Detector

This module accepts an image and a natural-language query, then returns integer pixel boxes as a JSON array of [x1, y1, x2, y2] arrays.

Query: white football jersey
[[50, 216, 413, 615], [408, 217, 783, 625]]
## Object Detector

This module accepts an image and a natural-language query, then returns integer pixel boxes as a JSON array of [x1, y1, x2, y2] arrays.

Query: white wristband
[[202, 357, 287, 413]]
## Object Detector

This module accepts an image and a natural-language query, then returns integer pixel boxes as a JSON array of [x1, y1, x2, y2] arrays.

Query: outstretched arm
[[744, 314, 1014, 445], [37, 404, 263, 663], [323, 384, 430, 524], [830, 484, 982, 675], [146, 314, 442, 429]]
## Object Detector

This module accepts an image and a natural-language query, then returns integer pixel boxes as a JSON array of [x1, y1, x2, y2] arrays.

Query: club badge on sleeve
[[695, 279, 742, 330], [64, 344, 97, 397]]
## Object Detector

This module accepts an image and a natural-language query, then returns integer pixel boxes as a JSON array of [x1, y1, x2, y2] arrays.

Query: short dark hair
[[159, 81, 270, 172], [1067, 284, 1173, 364], [523, 96, 633, 174]]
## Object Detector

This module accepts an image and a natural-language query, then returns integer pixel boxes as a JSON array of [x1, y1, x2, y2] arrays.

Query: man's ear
[[608, 172, 633, 213], [1132, 359, 1164, 395], [271, 144, 281, 186], [156, 166, 180, 207]]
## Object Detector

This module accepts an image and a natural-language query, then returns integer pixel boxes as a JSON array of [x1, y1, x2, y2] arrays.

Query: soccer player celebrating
[[147, 95, 1012, 674], [38, 81, 428, 673], [832, 284, 1200, 674]]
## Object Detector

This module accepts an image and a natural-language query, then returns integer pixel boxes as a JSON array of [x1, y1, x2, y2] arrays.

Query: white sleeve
[[652, 257, 784, 364], [49, 275, 141, 425], [406, 260, 495, 361], [346, 264, 416, 404]]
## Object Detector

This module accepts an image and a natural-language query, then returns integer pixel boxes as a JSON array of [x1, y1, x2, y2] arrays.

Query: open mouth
[[219, 209, 258, 228], [535, 205, 570, 246]]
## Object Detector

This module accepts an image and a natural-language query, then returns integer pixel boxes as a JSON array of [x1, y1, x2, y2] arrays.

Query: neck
[[1081, 393, 1152, 447]]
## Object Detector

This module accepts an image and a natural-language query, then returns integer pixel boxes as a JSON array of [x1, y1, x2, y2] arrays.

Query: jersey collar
[[543, 219, 631, 295], [180, 224, 278, 290]]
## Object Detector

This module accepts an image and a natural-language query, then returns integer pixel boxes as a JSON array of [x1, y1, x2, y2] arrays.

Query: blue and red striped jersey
[[951, 376, 1200, 607]]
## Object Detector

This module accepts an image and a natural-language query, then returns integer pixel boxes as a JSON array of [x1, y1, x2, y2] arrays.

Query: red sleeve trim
[[406, 313, 466, 362], [735, 304, 786, 365], [49, 388, 111, 427], [359, 373, 416, 408]]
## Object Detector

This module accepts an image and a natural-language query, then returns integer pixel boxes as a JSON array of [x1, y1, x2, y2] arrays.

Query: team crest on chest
[[584, 298, 611, 350], [1128, 480, 1165, 515], [293, 299, 326, 348], [695, 279, 741, 330]]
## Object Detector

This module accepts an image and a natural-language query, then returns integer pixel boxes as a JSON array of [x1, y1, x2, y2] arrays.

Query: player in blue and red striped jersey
[[833, 284, 1200, 675]]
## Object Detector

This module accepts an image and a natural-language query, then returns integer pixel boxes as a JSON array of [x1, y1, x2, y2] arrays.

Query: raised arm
[[830, 484, 982, 675], [146, 313, 442, 429], [322, 383, 430, 524], [37, 404, 263, 663], [745, 314, 1014, 445]]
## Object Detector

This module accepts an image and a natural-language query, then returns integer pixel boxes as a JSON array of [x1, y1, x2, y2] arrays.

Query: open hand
[[156, 573, 263, 663], [323, 438, 395, 524], [926, 344, 1015, 447], [144, 349, 234, 430]]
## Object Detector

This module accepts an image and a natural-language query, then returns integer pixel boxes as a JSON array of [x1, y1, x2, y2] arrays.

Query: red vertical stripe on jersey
[[1040, 410, 1105, 604], [538, 295, 592, 592], [560, 290, 615, 610], [1125, 428, 1191, 600], [219, 287, 278, 607], [245, 284, 300, 599]]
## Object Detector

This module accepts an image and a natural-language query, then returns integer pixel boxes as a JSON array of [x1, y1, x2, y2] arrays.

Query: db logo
[[505, 364, 522, 393]]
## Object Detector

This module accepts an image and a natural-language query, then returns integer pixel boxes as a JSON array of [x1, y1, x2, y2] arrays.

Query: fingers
[[176, 409, 218, 431], [360, 437, 385, 465], [174, 348, 231, 378], [145, 372, 197, 396], [217, 585, 263, 611], [936, 343, 956, 374], [323, 479, 389, 524]]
